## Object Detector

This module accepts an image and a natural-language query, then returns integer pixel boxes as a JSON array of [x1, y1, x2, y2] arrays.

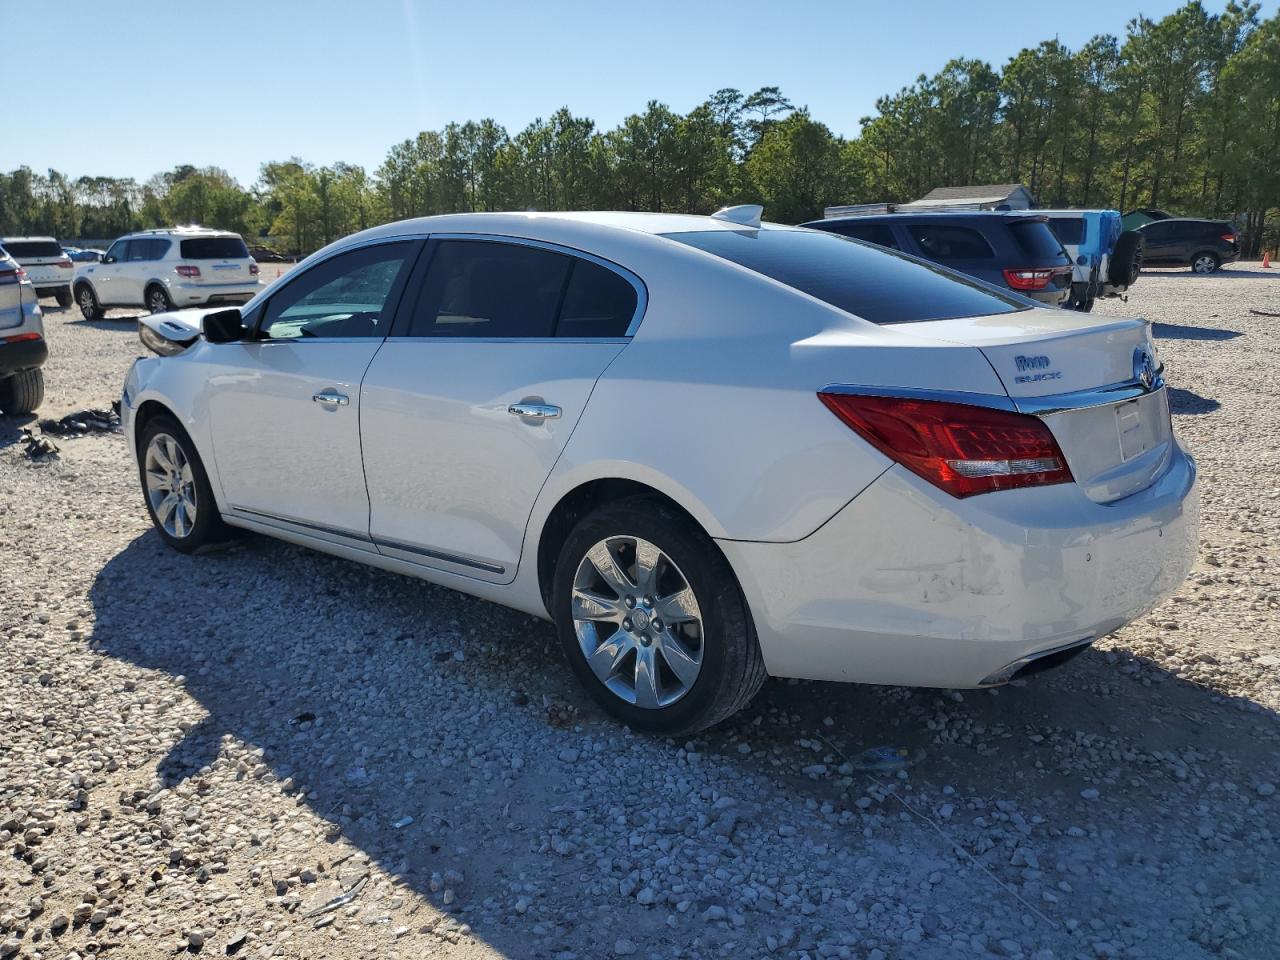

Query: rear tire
[[55, 286, 72, 308], [146, 284, 174, 314], [1109, 230, 1144, 287], [552, 495, 766, 735], [75, 282, 102, 320], [0, 368, 45, 415], [138, 414, 229, 553], [1191, 252, 1220, 274]]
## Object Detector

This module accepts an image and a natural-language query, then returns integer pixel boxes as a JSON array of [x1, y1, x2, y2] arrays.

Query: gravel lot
[[1, 263, 1277, 960]]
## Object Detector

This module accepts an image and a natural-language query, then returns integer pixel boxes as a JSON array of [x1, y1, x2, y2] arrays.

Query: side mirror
[[101, 255, 116, 264], [202, 308, 246, 344]]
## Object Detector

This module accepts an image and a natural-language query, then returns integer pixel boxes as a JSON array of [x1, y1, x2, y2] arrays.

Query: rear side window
[[126, 239, 171, 261], [1140, 221, 1174, 240], [821, 223, 899, 250], [556, 259, 638, 338], [666, 229, 1026, 325], [907, 225, 993, 260], [1046, 218, 1085, 246], [180, 236, 249, 259], [409, 240, 571, 338], [2, 240, 63, 259], [1010, 221, 1069, 262]]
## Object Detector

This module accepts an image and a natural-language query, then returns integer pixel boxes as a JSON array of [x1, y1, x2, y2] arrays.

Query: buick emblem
[[1133, 346, 1159, 390]]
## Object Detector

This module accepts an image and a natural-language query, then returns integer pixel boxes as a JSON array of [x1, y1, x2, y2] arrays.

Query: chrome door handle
[[312, 391, 349, 406], [508, 402, 561, 420]]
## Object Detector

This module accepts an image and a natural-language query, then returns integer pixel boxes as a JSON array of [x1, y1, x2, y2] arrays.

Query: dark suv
[[801, 212, 1072, 307], [1135, 218, 1239, 273]]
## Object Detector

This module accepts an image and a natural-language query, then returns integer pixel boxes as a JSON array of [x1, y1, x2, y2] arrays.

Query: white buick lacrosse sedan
[[122, 207, 1198, 733]]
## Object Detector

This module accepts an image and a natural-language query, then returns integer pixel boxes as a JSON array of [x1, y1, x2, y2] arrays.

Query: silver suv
[[74, 226, 262, 319], [0, 250, 47, 414]]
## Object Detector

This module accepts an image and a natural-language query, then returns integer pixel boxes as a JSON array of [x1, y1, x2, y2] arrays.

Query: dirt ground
[[1, 263, 1277, 960]]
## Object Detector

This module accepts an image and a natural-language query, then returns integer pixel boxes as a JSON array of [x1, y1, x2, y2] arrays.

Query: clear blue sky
[[7, 0, 1267, 186]]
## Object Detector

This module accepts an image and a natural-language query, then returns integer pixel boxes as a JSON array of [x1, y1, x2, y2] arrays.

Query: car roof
[[804, 211, 1047, 226], [355, 210, 797, 239], [1137, 217, 1229, 225], [124, 226, 243, 238], [1, 236, 59, 243]]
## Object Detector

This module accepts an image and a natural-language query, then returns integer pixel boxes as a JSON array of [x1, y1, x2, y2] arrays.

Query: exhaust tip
[[980, 636, 1094, 686]]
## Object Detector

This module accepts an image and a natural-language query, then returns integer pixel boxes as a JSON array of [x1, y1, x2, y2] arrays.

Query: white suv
[[74, 226, 262, 319], [0, 237, 75, 307]]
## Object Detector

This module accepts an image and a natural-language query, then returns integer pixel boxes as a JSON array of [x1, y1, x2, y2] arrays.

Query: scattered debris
[[288, 711, 316, 726], [847, 745, 922, 773], [392, 815, 414, 829], [39, 404, 122, 436], [19, 427, 59, 459], [303, 875, 367, 920]]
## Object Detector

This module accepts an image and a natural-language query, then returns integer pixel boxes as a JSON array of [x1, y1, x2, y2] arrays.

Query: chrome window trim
[[423, 232, 649, 338]]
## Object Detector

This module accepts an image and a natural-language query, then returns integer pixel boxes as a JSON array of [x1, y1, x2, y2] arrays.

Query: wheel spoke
[[150, 443, 174, 472], [634, 539, 662, 593], [155, 492, 179, 527], [657, 635, 701, 688], [655, 586, 699, 624], [145, 467, 170, 494], [587, 541, 634, 597], [586, 632, 635, 683], [573, 588, 623, 622], [633, 644, 661, 709]]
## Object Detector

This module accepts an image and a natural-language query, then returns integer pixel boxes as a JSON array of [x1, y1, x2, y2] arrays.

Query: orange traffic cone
[[1263, 250, 1272, 268]]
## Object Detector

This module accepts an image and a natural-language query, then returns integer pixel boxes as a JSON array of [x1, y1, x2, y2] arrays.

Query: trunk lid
[[899, 308, 1172, 503], [177, 235, 254, 286]]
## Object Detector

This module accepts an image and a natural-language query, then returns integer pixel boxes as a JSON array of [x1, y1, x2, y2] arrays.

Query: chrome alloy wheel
[[1192, 254, 1217, 274], [144, 433, 197, 538], [148, 288, 169, 313], [571, 536, 705, 709]]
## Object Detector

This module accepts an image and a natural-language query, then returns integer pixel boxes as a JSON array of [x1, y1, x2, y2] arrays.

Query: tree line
[[1, 1, 1276, 255]]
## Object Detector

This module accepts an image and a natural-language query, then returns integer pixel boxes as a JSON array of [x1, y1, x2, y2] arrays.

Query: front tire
[[1191, 252, 1220, 274], [75, 283, 102, 320], [55, 286, 72, 308], [138, 415, 228, 553], [0, 368, 45, 415], [146, 284, 174, 314], [552, 495, 766, 734]]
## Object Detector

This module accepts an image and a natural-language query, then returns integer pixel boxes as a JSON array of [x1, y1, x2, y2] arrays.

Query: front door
[[361, 237, 640, 581], [206, 240, 421, 543], [88, 238, 130, 304]]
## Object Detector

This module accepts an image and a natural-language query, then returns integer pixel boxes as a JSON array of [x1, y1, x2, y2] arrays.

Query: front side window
[[665, 228, 1025, 325], [105, 240, 130, 262], [409, 240, 571, 338], [907, 224, 994, 260], [260, 242, 415, 340]]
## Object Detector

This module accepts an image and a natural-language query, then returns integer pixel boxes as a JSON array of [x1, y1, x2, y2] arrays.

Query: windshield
[[180, 236, 250, 259], [665, 228, 1027, 324]]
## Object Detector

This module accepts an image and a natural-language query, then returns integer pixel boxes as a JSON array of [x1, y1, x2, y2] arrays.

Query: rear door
[[1138, 221, 1179, 264], [118, 238, 168, 303], [206, 240, 420, 540], [360, 236, 640, 582]]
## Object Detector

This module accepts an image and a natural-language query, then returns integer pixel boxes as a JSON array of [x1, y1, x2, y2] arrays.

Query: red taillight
[[176, 265, 201, 278], [2, 332, 42, 344], [249, 262, 259, 275], [57, 256, 73, 269], [817, 392, 1074, 498], [1002, 268, 1055, 291], [1221, 233, 1236, 244]]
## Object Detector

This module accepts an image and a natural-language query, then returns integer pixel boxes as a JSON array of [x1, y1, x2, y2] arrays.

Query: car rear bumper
[[170, 280, 261, 306], [0, 334, 49, 376], [719, 443, 1198, 688]]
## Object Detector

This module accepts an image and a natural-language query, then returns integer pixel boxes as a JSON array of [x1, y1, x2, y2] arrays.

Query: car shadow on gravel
[[1167, 387, 1221, 415], [1151, 322, 1242, 341], [89, 530, 1280, 957], [0, 412, 38, 448]]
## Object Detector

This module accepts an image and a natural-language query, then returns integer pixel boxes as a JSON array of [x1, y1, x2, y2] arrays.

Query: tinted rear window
[[1046, 218, 1085, 246], [180, 237, 249, 259], [817, 222, 899, 250], [665, 229, 1026, 325], [556, 259, 638, 338], [2, 241, 63, 259], [907, 224, 994, 260], [1010, 221, 1069, 262]]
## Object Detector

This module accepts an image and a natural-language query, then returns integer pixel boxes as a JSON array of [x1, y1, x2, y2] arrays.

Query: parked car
[[249, 245, 289, 263], [122, 208, 1198, 734], [0, 237, 75, 307], [1121, 208, 1177, 231], [1039, 210, 1144, 312], [67, 247, 104, 263], [1136, 218, 1239, 273], [801, 211, 1073, 307], [0, 250, 48, 414], [74, 226, 262, 319]]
